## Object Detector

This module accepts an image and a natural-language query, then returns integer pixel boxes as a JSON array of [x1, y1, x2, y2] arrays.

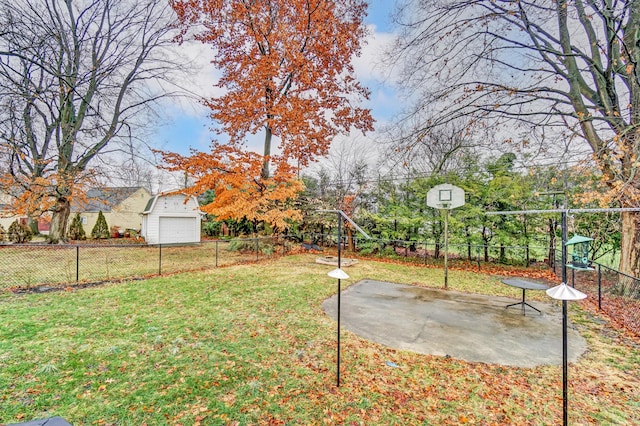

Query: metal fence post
[[423, 241, 427, 265], [158, 244, 162, 275], [76, 245, 79, 283], [598, 263, 602, 310]]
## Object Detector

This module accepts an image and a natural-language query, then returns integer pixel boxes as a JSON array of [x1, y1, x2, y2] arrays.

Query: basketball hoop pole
[[426, 184, 465, 290], [444, 208, 449, 289]]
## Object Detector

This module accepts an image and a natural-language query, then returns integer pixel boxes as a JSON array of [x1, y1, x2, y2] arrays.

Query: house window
[[81, 216, 87, 225]]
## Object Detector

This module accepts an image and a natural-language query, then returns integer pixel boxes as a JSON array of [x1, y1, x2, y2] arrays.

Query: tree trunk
[[482, 225, 491, 262], [262, 124, 273, 179], [48, 198, 71, 244], [619, 211, 640, 277], [346, 227, 356, 252]]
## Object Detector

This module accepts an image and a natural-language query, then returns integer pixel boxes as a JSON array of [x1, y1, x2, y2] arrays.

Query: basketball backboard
[[426, 184, 465, 210]]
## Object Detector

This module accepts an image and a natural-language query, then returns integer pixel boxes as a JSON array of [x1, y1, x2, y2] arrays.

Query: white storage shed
[[141, 193, 203, 245]]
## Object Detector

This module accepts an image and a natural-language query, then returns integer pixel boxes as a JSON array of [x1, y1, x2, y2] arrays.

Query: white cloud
[[353, 25, 399, 83]]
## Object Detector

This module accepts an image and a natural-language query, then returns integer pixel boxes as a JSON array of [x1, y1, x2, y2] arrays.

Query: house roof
[[72, 187, 146, 212]]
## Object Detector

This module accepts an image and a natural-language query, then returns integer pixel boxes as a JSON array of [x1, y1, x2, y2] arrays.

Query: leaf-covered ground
[[0, 255, 638, 425]]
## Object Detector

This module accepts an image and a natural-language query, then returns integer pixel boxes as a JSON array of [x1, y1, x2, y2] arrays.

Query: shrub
[[228, 237, 275, 253], [91, 211, 110, 239], [228, 237, 254, 252], [8, 220, 33, 243], [0, 224, 5, 242], [202, 221, 220, 237], [260, 244, 275, 255], [357, 240, 379, 255], [68, 213, 86, 240], [381, 246, 396, 257]]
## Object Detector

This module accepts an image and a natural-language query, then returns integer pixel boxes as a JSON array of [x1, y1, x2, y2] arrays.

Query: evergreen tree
[[68, 213, 87, 240], [7, 220, 33, 243], [91, 211, 110, 239]]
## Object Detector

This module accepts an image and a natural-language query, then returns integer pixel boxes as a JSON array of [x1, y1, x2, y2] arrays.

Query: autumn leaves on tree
[[164, 0, 374, 231]]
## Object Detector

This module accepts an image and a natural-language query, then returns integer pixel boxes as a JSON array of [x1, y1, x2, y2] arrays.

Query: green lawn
[[0, 255, 638, 425]]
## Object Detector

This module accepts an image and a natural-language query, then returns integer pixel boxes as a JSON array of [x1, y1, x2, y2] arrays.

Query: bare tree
[[380, 117, 485, 176], [93, 148, 159, 195], [309, 137, 374, 249], [388, 0, 640, 276], [0, 0, 184, 242]]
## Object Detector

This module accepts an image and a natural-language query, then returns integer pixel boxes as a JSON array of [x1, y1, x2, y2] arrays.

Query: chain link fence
[[0, 237, 289, 291], [2, 233, 638, 337], [293, 232, 551, 266], [1, 234, 548, 291], [562, 260, 640, 337]]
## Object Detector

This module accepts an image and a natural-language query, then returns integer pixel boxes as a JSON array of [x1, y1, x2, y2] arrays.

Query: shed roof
[[142, 192, 203, 215]]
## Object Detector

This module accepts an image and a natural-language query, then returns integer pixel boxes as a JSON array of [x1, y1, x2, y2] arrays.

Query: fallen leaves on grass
[[1, 255, 639, 425]]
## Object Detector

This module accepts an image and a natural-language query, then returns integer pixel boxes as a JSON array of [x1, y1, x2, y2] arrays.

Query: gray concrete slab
[[322, 279, 587, 367]]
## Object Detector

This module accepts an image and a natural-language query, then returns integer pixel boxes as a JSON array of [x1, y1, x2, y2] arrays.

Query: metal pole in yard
[[315, 209, 370, 388], [561, 210, 568, 426], [256, 237, 259, 261], [598, 264, 602, 310], [158, 244, 162, 275], [337, 212, 341, 387], [76, 245, 79, 282], [215, 240, 219, 267], [444, 209, 449, 289]]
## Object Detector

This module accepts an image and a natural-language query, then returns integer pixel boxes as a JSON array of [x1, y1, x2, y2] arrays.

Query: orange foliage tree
[[167, 0, 374, 230], [160, 146, 305, 231]]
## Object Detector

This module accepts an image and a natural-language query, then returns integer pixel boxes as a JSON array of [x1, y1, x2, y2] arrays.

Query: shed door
[[159, 217, 196, 244]]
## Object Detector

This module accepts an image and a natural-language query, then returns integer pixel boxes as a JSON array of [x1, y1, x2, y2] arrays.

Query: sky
[[149, 1, 400, 161]]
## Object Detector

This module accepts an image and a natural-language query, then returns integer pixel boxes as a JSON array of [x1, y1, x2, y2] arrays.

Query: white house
[[141, 193, 203, 245]]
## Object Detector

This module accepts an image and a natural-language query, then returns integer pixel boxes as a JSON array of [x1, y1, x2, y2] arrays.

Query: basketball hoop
[[427, 184, 465, 210]]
